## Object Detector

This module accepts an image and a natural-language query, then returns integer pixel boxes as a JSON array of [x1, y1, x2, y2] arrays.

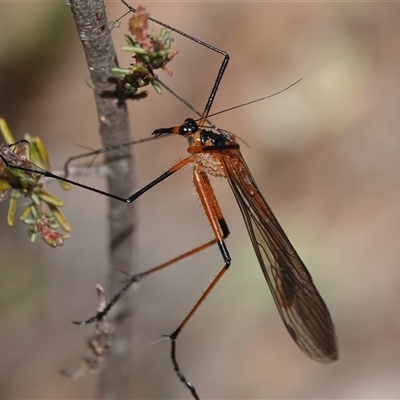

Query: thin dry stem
[[68, 1, 136, 398]]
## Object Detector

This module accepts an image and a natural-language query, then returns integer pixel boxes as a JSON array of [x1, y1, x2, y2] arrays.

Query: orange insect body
[[155, 118, 338, 363]]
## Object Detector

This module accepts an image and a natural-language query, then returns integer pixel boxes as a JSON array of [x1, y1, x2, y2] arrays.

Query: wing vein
[[223, 152, 338, 362]]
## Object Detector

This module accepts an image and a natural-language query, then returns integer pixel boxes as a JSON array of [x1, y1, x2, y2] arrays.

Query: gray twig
[[68, 1, 136, 398]]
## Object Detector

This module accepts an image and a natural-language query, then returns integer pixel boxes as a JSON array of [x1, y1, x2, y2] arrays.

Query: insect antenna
[[63, 135, 160, 178], [206, 78, 303, 119]]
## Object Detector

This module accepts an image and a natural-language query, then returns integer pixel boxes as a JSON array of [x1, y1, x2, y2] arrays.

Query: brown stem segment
[[68, 1, 136, 398]]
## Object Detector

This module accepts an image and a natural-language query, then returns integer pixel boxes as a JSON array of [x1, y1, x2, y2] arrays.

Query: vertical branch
[[68, 1, 136, 398]]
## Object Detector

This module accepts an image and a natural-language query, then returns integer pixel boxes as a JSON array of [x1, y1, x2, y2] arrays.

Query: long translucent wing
[[224, 152, 338, 362]]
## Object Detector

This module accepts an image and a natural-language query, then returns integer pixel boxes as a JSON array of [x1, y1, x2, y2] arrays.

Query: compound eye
[[179, 118, 198, 136]]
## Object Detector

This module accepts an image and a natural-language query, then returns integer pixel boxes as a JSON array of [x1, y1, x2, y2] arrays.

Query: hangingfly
[[58, 115, 337, 399], [0, 2, 338, 399], [154, 116, 338, 363]]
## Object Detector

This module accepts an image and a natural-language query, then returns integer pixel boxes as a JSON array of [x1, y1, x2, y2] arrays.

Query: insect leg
[[74, 237, 221, 325], [119, 0, 229, 122], [166, 167, 232, 399], [2, 154, 195, 204]]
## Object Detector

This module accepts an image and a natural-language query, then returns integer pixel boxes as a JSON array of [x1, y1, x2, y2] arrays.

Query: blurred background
[[1, 1, 400, 398]]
